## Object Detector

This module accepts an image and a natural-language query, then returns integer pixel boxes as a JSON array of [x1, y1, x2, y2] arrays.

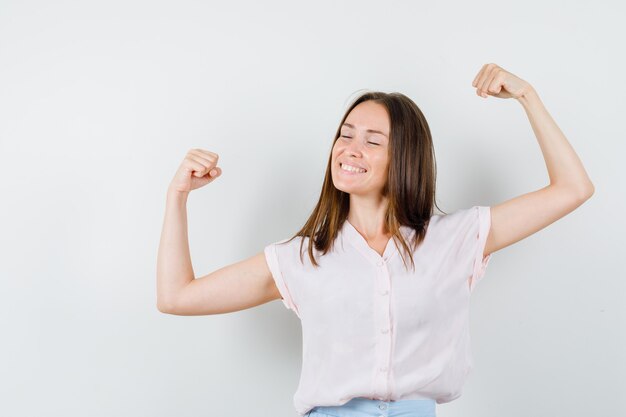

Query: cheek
[[373, 155, 389, 171], [332, 146, 346, 162]]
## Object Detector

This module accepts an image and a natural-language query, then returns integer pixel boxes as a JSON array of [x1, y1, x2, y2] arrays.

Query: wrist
[[167, 187, 189, 203], [516, 85, 540, 107]]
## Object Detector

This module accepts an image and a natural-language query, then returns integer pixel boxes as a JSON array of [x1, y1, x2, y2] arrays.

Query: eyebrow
[[342, 123, 388, 138]]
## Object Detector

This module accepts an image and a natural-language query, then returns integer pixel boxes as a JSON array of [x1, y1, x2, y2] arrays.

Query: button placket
[[342, 220, 404, 401], [373, 258, 393, 398]]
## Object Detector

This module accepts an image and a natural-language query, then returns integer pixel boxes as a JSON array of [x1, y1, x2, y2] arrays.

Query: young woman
[[156, 63, 594, 417]]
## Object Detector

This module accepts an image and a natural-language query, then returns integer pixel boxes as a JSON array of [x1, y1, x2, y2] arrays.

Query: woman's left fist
[[471, 63, 533, 100]]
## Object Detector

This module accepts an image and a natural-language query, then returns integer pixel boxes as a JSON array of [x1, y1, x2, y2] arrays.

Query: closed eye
[[340, 135, 379, 145]]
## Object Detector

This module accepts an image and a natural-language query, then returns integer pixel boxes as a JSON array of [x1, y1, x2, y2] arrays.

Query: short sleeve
[[264, 241, 301, 318], [469, 205, 493, 293]]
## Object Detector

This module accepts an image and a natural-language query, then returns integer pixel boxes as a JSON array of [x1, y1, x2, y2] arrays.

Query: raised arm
[[471, 64, 595, 257], [156, 149, 282, 315]]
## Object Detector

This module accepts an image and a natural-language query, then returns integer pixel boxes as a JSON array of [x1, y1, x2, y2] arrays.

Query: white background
[[1, 1, 624, 416]]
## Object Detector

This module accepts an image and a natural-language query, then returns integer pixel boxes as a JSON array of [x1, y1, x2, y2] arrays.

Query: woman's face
[[331, 100, 390, 197]]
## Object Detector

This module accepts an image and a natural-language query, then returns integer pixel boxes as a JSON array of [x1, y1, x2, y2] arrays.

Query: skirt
[[305, 397, 437, 417]]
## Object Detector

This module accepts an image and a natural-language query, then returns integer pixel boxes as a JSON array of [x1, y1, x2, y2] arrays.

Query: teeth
[[341, 163, 366, 173]]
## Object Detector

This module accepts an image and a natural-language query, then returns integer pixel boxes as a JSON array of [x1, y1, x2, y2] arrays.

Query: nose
[[345, 136, 364, 157]]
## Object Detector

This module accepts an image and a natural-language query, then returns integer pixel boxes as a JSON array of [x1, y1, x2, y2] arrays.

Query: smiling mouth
[[340, 163, 367, 173]]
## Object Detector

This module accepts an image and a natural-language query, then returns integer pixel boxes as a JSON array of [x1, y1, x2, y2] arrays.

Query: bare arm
[[160, 251, 281, 316], [156, 190, 194, 311], [156, 149, 282, 315], [471, 64, 594, 257]]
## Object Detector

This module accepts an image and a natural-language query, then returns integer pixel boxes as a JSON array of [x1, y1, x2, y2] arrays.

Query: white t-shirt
[[264, 205, 493, 416]]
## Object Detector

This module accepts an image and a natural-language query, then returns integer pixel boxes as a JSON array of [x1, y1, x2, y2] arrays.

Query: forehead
[[343, 101, 390, 136]]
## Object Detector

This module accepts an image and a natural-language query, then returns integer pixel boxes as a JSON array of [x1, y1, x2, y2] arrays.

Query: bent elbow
[[560, 181, 594, 202], [579, 182, 595, 201], [156, 301, 168, 314], [157, 298, 176, 314]]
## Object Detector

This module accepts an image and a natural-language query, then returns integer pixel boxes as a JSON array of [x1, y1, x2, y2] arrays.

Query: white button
[[381, 328, 389, 334], [379, 366, 388, 372], [377, 261, 384, 266], [381, 290, 389, 295], [378, 403, 387, 410]]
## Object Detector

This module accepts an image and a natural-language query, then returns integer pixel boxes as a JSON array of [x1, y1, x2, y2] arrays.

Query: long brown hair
[[282, 90, 446, 272]]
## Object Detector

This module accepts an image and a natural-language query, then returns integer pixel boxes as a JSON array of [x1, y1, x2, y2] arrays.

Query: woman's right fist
[[168, 149, 222, 194]]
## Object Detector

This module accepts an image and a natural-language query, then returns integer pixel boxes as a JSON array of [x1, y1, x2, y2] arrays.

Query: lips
[[339, 162, 367, 172]]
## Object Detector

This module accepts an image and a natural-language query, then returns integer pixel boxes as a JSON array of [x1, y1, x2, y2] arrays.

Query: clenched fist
[[168, 149, 222, 194], [471, 63, 533, 100]]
